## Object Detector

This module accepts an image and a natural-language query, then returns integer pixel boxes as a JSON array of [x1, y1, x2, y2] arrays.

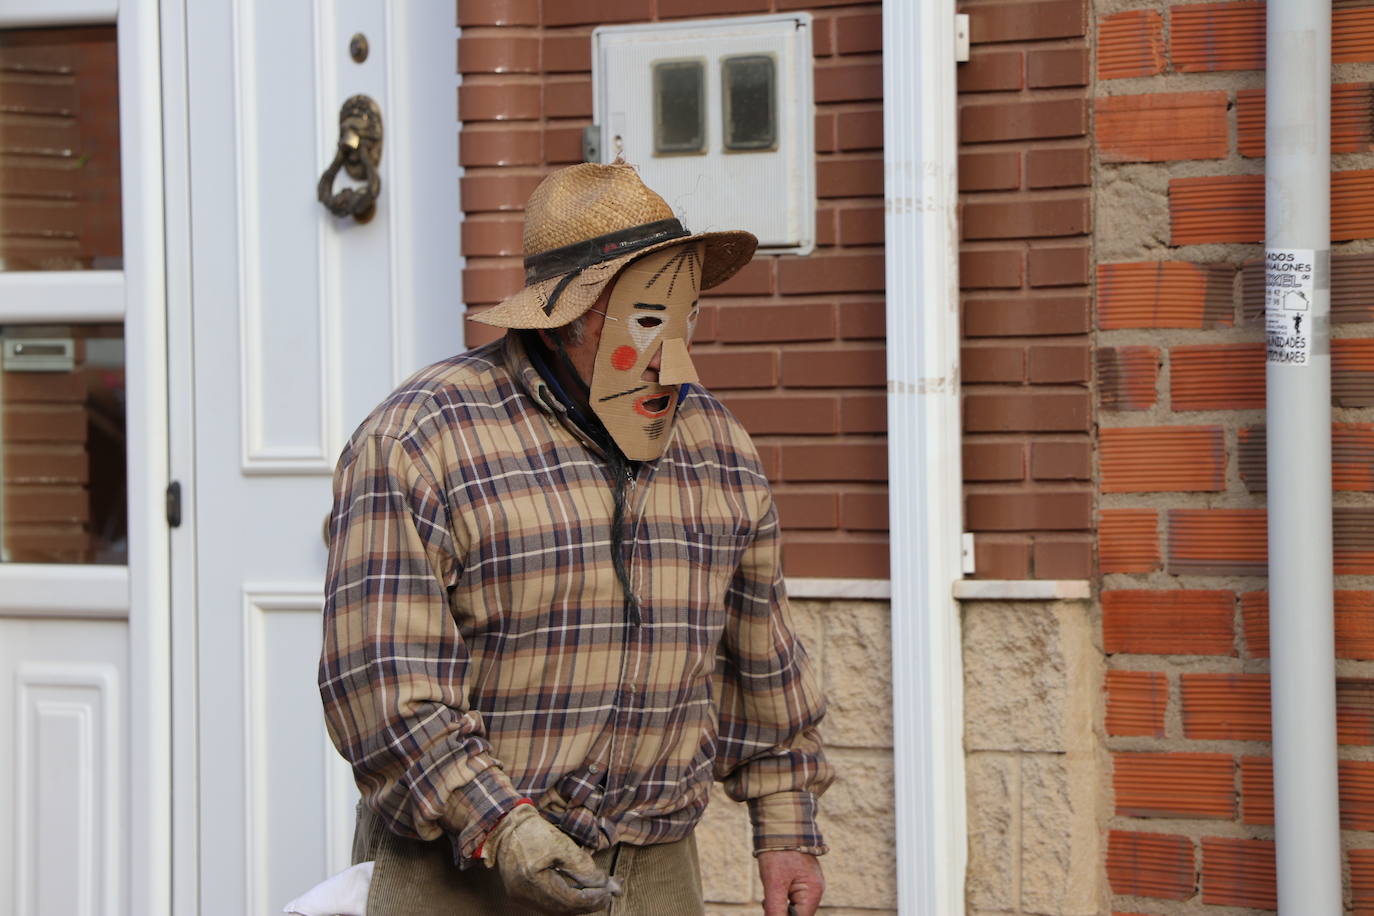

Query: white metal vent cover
[[592, 14, 815, 255]]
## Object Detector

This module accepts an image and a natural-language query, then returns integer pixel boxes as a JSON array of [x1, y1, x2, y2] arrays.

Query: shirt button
[[588, 763, 601, 774]]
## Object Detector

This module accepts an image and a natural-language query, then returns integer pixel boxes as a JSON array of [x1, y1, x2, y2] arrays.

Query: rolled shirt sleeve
[[713, 494, 835, 855], [319, 431, 521, 862]]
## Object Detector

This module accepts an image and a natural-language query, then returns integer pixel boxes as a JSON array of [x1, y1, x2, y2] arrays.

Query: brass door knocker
[[317, 94, 383, 222]]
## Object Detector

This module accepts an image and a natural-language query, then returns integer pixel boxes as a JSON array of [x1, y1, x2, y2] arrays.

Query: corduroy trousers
[[352, 803, 707, 916]]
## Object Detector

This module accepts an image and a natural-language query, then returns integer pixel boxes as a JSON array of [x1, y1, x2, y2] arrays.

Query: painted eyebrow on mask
[[634, 303, 667, 311], [598, 385, 647, 402]]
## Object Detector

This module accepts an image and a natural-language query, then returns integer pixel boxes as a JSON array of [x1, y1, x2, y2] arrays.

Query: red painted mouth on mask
[[633, 392, 673, 418]]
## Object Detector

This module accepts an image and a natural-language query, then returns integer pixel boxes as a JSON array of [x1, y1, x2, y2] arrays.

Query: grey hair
[[561, 314, 588, 346]]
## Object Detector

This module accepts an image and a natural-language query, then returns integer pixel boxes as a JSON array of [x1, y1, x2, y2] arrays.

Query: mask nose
[[658, 337, 699, 386]]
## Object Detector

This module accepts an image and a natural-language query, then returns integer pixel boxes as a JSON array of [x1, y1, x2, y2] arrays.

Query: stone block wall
[[963, 597, 1106, 916], [1093, 1, 1374, 912], [696, 598, 896, 914]]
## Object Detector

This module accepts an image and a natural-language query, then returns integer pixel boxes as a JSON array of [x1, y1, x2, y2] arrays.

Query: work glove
[[482, 803, 623, 914]]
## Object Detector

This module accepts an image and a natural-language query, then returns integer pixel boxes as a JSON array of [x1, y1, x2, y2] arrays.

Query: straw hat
[[471, 162, 758, 329]]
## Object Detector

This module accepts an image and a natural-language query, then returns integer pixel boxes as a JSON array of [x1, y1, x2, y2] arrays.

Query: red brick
[[1168, 508, 1267, 576], [841, 490, 888, 531], [1239, 755, 1272, 824], [1239, 590, 1268, 657], [963, 392, 1090, 432], [462, 216, 524, 257], [1336, 8, 1374, 63], [1170, 343, 1264, 411], [462, 263, 523, 303], [1027, 47, 1088, 88], [777, 0, 875, 9], [1027, 245, 1089, 287], [1099, 508, 1160, 574], [542, 0, 650, 26], [1025, 147, 1090, 190], [458, 35, 540, 74], [1181, 672, 1271, 740], [817, 157, 883, 198], [693, 306, 719, 344], [1200, 837, 1276, 910], [1114, 752, 1235, 819], [963, 442, 1025, 482], [965, 491, 1092, 531], [1097, 261, 1235, 329], [964, 295, 1089, 336], [1338, 507, 1374, 576], [962, 195, 1089, 240], [460, 127, 542, 167], [816, 206, 838, 247], [1030, 440, 1089, 480], [1172, 2, 1265, 73], [720, 395, 838, 435], [544, 126, 583, 164], [1100, 426, 1226, 493], [1335, 338, 1374, 407], [3, 446, 86, 484], [973, 537, 1031, 578], [838, 300, 885, 340], [1169, 174, 1263, 244], [542, 34, 591, 72], [1106, 670, 1168, 737], [960, 98, 1088, 143], [694, 349, 779, 390], [1098, 9, 1165, 79], [1353, 849, 1374, 912], [1032, 538, 1092, 578], [815, 112, 837, 154], [957, 50, 1024, 93], [811, 12, 835, 56], [703, 259, 774, 297], [659, 0, 768, 16], [544, 79, 592, 118], [717, 303, 835, 343], [1340, 678, 1374, 745], [461, 172, 543, 212], [815, 62, 883, 103], [1028, 344, 1088, 383], [463, 312, 507, 347], [836, 109, 883, 153], [780, 443, 887, 482], [6, 486, 89, 524], [834, 12, 881, 54], [837, 206, 884, 246], [840, 394, 885, 433], [959, 250, 1022, 290], [1097, 346, 1159, 411], [778, 254, 883, 295], [969, 0, 1087, 43], [458, 0, 539, 26], [0, 372, 85, 403], [781, 347, 885, 388], [959, 151, 1020, 192], [0, 404, 84, 442], [1102, 590, 1234, 656], [1237, 83, 1374, 157], [1100, 92, 1229, 164], [961, 345, 1024, 383], [782, 538, 889, 579], [1106, 831, 1195, 900], [774, 491, 839, 530], [459, 81, 541, 121]]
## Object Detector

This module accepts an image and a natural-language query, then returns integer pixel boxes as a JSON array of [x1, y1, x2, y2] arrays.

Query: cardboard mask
[[589, 242, 704, 460]]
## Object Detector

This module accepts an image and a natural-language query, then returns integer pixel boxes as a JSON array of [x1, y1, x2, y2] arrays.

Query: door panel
[[184, 2, 458, 912]]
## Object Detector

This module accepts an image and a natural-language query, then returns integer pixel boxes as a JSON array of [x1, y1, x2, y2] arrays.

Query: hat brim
[[471, 230, 758, 330]]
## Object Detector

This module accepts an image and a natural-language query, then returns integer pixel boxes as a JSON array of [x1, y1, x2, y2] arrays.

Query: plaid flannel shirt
[[319, 333, 832, 864]]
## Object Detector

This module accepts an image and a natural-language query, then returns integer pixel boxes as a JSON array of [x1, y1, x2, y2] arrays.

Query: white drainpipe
[[1265, 0, 1342, 910]]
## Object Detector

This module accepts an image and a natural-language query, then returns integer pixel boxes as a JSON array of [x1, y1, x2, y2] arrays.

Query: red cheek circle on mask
[[610, 345, 638, 371]]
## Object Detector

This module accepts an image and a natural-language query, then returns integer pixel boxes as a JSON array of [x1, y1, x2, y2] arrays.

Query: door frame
[[0, 1, 172, 914]]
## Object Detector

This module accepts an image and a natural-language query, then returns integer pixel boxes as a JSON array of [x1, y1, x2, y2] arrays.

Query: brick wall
[[457, 0, 888, 580], [958, 0, 1095, 580], [1095, 2, 1374, 913]]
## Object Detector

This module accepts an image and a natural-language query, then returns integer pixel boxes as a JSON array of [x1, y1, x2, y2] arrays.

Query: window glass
[[0, 26, 122, 271], [722, 55, 776, 152], [653, 59, 705, 155], [1, 323, 126, 564]]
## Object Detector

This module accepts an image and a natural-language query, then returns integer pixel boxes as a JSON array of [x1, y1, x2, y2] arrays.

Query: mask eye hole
[[635, 316, 663, 329]]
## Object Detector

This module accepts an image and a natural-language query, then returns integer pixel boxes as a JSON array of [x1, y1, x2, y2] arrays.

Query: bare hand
[[758, 850, 824, 916]]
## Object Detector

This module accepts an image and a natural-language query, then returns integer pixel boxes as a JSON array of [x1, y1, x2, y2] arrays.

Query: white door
[[0, 2, 170, 915], [175, 2, 458, 913]]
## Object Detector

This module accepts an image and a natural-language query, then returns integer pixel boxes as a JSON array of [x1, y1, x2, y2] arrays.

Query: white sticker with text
[[1265, 248, 1315, 365]]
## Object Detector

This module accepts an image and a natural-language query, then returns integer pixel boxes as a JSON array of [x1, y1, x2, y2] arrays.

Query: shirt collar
[[503, 331, 605, 454]]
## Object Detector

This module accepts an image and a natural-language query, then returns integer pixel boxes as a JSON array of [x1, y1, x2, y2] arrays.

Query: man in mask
[[320, 162, 832, 915]]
